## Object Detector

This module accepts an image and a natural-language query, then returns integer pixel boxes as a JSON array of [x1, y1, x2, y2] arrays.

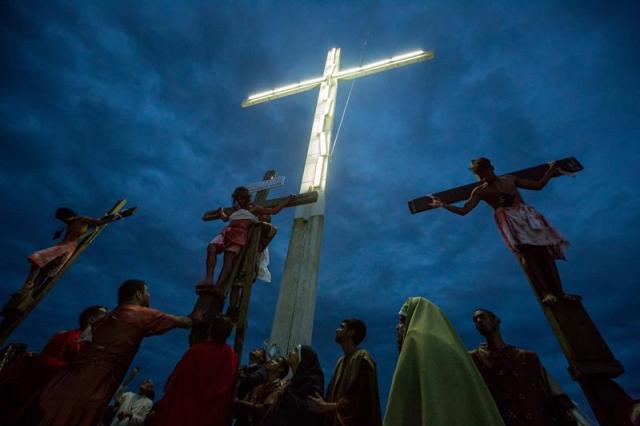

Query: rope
[[330, 3, 377, 159]]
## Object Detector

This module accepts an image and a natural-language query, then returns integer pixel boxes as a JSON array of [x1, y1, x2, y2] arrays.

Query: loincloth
[[209, 209, 259, 254], [28, 241, 78, 274], [210, 221, 252, 254], [494, 204, 569, 260]]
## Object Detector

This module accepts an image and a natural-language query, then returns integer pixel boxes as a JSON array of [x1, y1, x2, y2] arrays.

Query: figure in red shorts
[[203, 186, 293, 290]]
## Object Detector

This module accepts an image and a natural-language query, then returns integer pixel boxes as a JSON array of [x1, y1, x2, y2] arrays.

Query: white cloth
[[110, 392, 153, 426], [228, 208, 259, 222], [257, 247, 271, 283], [494, 203, 569, 260], [230, 209, 272, 282]]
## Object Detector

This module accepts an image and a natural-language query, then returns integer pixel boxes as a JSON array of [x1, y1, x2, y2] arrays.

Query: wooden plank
[[254, 170, 277, 204], [408, 157, 583, 214], [230, 226, 263, 358], [0, 200, 128, 346], [202, 191, 319, 221], [542, 299, 624, 380]]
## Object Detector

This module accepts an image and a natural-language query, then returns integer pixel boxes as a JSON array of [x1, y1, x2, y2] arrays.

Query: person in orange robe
[[149, 316, 238, 426], [38, 279, 192, 426], [0, 305, 108, 425]]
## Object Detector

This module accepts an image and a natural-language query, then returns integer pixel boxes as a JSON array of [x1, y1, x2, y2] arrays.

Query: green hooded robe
[[383, 297, 504, 426]]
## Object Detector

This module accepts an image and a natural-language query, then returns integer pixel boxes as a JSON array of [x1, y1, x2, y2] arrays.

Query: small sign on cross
[[245, 176, 286, 194]]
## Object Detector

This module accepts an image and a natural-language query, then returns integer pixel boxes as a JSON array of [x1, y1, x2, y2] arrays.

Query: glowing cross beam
[[241, 50, 433, 108], [241, 47, 434, 355]]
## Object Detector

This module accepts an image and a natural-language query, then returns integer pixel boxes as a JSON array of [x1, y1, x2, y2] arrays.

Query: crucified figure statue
[[430, 157, 580, 305]]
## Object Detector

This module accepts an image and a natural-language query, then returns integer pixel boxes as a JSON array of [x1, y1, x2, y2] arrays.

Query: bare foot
[[562, 293, 582, 302], [541, 294, 558, 305]]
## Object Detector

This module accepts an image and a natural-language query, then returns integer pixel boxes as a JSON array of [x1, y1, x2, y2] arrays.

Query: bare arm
[[251, 195, 295, 216], [174, 315, 192, 329], [515, 162, 558, 190], [79, 207, 137, 227], [218, 208, 229, 222], [432, 186, 483, 216], [112, 387, 127, 404]]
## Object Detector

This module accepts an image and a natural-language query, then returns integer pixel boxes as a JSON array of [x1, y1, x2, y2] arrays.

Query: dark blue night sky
[[1, 1, 638, 421]]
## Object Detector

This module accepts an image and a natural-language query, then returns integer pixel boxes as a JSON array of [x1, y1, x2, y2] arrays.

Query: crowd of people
[[0, 278, 592, 426], [0, 157, 617, 425]]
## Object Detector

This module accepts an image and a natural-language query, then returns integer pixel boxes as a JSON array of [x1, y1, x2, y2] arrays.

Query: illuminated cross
[[243, 48, 434, 353]]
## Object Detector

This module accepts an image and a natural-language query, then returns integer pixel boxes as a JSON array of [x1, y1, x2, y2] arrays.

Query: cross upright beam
[[243, 47, 433, 353]]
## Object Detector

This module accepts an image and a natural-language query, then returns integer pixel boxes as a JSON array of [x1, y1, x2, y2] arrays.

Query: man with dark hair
[[2, 207, 135, 317], [111, 379, 156, 426], [0, 305, 108, 425], [150, 315, 238, 426], [307, 318, 382, 426], [39, 280, 191, 426], [470, 309, 578, 425]]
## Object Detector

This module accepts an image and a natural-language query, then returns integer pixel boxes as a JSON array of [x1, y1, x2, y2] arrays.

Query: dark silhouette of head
[[208, 315, 233, 343], [265, 356, 290, 380], [469, 157, 496, 181], [473, 308, 501, 336], [232, 186, 251, 207], [118, 279, 149, 307], [78, 305, 108, 330], [249, 348, 267, 365], [55, 207, 77, 223], [139, 379, 155, 399], [336, 318, 367, 346]]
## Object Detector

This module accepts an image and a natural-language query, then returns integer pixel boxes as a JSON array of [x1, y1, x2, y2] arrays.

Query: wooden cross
[[408, 157, 635, 425], [190, 171, 318, 358], [408, 157, 583, 213], [0, 200, 134, 346]]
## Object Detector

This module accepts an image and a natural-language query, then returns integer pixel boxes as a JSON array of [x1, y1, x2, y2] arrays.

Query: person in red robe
[[0, 305, 108, 425], [149, 316, 238, 426], [38, 279, 191, 426]]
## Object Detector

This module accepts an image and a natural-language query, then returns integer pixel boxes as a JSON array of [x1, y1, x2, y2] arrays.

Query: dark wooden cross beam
[[408, 157, 635, 425], [408, 157, 583, 214], [190, 172, 318, 359], [202, 192, 319, 221], [0, 200, 133, 346]]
